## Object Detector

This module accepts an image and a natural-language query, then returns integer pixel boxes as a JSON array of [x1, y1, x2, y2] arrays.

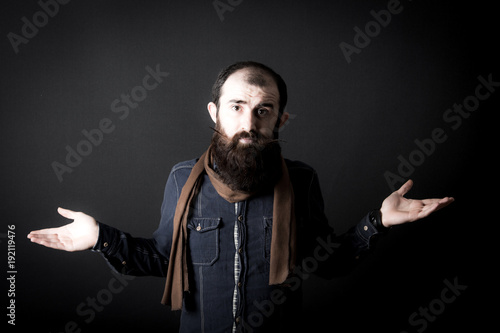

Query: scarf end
[[160, 292, 185, 311], [268, 265, 295, 286]]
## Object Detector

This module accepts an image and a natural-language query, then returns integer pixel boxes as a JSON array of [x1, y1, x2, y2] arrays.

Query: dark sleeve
[[295, 168, 384, 279], [92, 222, 169, 277], [91, 163, 188, 277]]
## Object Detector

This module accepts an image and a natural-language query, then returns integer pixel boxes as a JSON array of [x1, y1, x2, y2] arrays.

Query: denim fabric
[[93, 158, 381, 332]]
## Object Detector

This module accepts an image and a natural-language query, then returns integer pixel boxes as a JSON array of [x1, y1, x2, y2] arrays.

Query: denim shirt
[[93, 158, 381, 332]]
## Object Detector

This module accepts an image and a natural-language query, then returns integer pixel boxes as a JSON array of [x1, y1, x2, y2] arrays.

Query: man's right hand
[[28, 207, 99, 252]]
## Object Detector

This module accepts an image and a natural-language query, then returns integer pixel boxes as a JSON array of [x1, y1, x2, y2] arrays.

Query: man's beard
[[210, 127, 283, 193]]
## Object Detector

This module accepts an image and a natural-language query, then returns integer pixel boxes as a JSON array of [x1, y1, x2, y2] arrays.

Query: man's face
[[208, 69, 289, 141], [207, 68, 289, 192]]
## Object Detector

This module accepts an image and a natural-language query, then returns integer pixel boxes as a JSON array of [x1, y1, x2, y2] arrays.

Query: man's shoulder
[[168, 157, 317, 183], [165, 158, 200, 191], [172, 158, 315, 169], [284, 159, 317, 181], [170, 157, 201, 177], [171, 158, 199, 173], [285, 159, 316, 173]]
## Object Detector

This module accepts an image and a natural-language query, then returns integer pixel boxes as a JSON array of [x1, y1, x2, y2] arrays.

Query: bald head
[[243, 69, 272, 88], [211, 61, 288, 116]]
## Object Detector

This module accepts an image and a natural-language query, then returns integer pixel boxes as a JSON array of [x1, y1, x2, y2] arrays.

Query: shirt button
[[235, 317, 241, 324], [196, 225, 201, 231], [122, 261, 127, 265], [237, 215, 243, 222], [238, 248, 243, 254], [103, 242, 109, 247], [238, 282, 242, 288], [363, 226, 368, 231]]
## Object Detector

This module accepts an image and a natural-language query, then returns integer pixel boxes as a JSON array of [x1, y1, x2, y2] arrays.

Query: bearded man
[[28, 61, 454, 332]]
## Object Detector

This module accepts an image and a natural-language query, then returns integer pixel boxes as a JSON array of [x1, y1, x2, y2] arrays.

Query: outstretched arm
[[27, 207, 99, 252], [380, 179, 454, 227], [28, 207, 169, 276]]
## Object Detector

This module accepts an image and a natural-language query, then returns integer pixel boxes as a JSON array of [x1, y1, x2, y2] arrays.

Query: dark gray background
[[2, 0, 496, 332]]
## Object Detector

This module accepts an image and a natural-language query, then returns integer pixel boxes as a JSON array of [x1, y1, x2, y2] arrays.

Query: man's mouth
[[239, 137, 254, 144]]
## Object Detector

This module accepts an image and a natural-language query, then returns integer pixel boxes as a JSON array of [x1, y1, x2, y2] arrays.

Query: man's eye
[[231, 105, 241, 111], [257, 108, 268, 116]]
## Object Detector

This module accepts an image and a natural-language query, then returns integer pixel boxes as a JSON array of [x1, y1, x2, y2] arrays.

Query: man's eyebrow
[[228, 99, 247, 104], [227, 99, 275, 108]]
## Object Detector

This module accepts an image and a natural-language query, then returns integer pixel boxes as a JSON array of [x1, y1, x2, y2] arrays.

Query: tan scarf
[[161, 146, 296, 310]]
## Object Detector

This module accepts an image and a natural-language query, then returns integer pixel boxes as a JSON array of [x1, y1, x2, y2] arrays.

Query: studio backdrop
[[1, 0, 496, 332]]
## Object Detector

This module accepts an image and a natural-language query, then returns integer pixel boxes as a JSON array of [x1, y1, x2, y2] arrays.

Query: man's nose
[[240, 110, 257, 132]]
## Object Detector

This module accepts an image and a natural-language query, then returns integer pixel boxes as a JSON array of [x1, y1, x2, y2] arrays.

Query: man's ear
[[207, 102, 218, 124], [278, 112, 290, 129]]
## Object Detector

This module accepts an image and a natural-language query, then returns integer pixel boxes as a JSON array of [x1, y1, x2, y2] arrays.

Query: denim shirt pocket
[[263, 217, 273, 263], [187, 218, 221, 266]]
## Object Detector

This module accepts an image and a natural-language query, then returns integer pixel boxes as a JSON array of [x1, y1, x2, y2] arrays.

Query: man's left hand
[[380, 179, 454, 227]]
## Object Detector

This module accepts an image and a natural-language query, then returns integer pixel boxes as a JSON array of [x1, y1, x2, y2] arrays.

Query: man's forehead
[[221, 69, 279, 101]]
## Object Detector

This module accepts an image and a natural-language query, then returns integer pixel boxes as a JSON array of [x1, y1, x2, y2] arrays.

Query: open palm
[[28, 207, 99, 252], [380, 180, 454, 227]]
